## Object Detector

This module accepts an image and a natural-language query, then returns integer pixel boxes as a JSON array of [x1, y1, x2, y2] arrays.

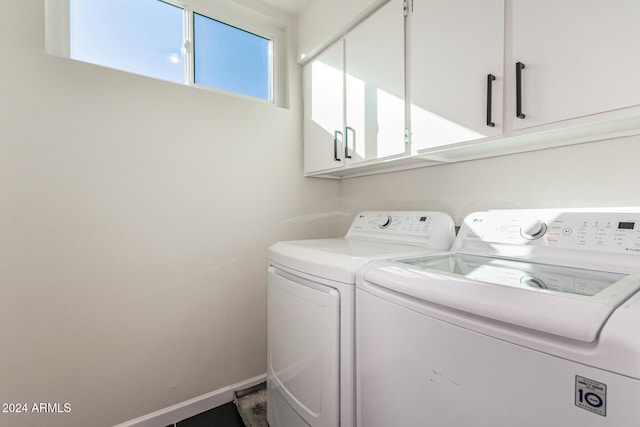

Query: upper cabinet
[[302, 0, 640, 178], [303, 0, 406, 175], [512, 0, 640, 130], [303, 41, 345, 174], [345, 0, 406, 164], [408, 0, 504, 151]]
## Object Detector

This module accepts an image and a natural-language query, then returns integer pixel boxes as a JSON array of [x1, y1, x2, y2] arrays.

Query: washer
[[267, 211, 455, 427], [357, 209, 640, 427]]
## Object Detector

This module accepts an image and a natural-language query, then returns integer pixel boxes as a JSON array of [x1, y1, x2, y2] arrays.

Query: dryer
[[267, 211, 455, 427], [356, 209, 640, 427]]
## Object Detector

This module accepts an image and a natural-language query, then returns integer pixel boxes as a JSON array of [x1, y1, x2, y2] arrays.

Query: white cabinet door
[[303, 41, 345, 174], [512, 0, 640, 130], [409, 0, 504, 152], [344, 0, 406, 163]]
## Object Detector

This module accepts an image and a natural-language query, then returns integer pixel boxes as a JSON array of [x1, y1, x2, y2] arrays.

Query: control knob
[[521, 276, 547, 289], [375, 215, 393, 229], [520, 220, 547, 240]]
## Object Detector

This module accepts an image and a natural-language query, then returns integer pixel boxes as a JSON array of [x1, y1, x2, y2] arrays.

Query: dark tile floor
[[167, 402, 245, 427]]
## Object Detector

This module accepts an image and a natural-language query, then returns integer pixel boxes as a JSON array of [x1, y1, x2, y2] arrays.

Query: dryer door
[[267, 266, 340, 427]]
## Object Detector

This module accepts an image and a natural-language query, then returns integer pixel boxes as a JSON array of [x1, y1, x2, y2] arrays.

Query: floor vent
[[234, 382, 268, 427]]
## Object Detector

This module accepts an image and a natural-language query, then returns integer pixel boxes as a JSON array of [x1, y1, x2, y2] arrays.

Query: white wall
[[0, 2, 339, 427], [339, 136, 640, 229]]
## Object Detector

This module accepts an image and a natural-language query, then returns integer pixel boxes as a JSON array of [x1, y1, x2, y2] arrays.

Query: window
[[193, 14, 271, 100], [47, 0, 281, 103]]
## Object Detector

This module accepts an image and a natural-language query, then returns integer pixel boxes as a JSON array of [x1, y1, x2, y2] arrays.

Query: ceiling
[[259, 0, 310, 14]]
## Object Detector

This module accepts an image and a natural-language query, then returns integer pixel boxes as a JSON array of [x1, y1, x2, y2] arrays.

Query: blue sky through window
[[70, 0, 184, 84], [193, 14, 271, 100]]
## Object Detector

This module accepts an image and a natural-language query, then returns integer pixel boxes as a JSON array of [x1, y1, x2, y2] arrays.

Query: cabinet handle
[[486, 74, 496, 127], [516, 62, 526, 119], [333, 130, 343, 161], [345, 126, 354, 159]]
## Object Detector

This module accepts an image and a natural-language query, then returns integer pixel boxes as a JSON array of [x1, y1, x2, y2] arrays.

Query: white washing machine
[[267, 211, 455, 427], [356, 209, 640, 427]]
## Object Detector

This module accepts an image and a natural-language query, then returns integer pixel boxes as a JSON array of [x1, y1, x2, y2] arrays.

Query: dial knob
[[375, 215, 392, 229], [520, 220, 547, 240], [521, 276, 547, 289]]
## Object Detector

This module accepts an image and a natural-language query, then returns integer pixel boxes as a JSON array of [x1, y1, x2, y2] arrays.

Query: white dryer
[[267, 211, 455, 427], [357, 209, 640, 427]]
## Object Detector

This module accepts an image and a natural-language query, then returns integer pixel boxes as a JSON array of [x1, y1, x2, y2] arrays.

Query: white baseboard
[[114, 373, 267, 427]]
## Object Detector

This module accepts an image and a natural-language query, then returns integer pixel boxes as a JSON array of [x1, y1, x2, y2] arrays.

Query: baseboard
[[114, 373, 267, 427]]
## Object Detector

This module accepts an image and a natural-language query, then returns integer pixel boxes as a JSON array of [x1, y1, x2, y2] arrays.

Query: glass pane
[[70, 0, 184, 84], [398, 254, 626, 297], [193, 13, 271, 100]]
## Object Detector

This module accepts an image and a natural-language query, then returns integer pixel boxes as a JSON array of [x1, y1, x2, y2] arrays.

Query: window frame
[[45, 0, 286, 106]]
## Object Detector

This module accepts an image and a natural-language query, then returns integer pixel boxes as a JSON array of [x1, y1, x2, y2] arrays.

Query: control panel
[[457, 211, 640, 255], [346, 211, 455, 249]]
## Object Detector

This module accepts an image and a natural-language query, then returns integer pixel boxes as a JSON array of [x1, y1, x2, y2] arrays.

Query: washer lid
[[268, 238, 447, 284], [363, 253, 640, 342]]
